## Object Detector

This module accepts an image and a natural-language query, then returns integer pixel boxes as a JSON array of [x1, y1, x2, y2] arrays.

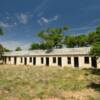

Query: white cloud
[[0, 22, 11, 28], [17, 13, 29, 24], [41, 17, 49, 23], [1, 40, 31, 50], [38, 15, 59, 25]]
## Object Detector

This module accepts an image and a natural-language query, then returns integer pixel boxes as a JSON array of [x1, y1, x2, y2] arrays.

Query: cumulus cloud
[[0, 21, 11, 28], [38, 15, 59, 25], [17, 13, 29, 24]]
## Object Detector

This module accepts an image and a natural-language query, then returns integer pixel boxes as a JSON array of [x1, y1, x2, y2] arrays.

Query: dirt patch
[[61, 89, 100, 100]]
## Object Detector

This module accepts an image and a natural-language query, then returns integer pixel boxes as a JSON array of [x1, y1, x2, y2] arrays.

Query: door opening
[[33, 57, 36, 65], [24, 57, 27, 65], [14, 57, 17, 65], [46, 57, 49, 66], [58, 57, 62, 66], [74, 57, 79, 67], [91, 57, 97, 68]]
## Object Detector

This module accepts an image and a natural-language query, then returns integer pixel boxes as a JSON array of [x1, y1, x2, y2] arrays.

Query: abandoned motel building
[[1, 47, 100, 68]]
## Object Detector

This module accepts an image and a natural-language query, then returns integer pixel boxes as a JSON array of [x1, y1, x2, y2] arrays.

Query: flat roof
[[3, 47, 91, 56]]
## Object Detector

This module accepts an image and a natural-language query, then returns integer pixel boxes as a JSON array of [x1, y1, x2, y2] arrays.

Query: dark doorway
[[24, 57, 27, 65], [4, 57, 6, 64], [74, 57, 79, 67], [14, 57, 17, 65], [33, 57, 36, 65], [46, 57, 49, 66], [91, 57, 97, 68], [58, 57, 62, 66]]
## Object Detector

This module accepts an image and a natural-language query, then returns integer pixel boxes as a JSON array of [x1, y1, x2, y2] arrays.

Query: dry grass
[[0, 65, 100, 100]]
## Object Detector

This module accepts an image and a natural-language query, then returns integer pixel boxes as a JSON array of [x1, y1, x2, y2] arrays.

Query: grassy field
[[0, 65, 100, 100]]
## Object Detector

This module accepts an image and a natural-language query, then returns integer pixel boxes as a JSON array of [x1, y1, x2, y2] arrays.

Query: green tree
[[15, 47, 22, 51], [90, 43, 100, 60], [75, 34, 88, 47], [4, 48, 10, 52], [64, 35, 76, 48], [89, 26, 100, 60], [38, 25, 68, 49], [0, 27, 4, 35], [0, 44, 4, 53], [29, 43, 40, 50], [0, 27, 4, 55], [88, 26, 100, 45], [88, 32, 98, 44], [96, 26, 100, 33]]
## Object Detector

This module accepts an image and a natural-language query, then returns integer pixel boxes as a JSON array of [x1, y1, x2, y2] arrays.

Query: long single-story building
[[2, 47, 100, 68]]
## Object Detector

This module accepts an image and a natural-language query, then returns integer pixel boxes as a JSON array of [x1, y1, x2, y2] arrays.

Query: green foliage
[[0, 44, 10, 53], [29, 43, 40, 50], [64, 35, 76, 48], [64, 34, 88, 48], [40, 42, 54, 50], [31, 25, 100, 58], [0, 44, 4, 53], [89, 26, 100, 57], [76, 34, 88, 47], [90, 43, 100, 57], [4, 48, 10, 52], [0, 28, 4, 53], [88, 32, 100, 44], [37, 25, 68, 49], [96, 26, 100, 33], [15, 47, 22, 51], [0, 27, 4, 35]]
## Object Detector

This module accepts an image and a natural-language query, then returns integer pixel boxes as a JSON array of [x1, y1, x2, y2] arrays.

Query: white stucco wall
[[4, 56, 100, 68], [97, 57, 100, 68], [79, 56, 91, 68]]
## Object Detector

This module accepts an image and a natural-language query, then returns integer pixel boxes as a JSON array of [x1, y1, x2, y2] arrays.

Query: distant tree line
[[0, 25, 100, 58], [29, 26, 100, 57]]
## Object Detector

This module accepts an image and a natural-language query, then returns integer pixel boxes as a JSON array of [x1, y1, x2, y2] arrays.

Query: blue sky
[[0, 0, 100, 50]]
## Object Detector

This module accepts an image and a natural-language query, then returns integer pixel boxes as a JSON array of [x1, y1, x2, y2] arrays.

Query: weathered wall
[[4, 56, 100, 68]]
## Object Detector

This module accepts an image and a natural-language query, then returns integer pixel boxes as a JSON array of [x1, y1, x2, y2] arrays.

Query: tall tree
[[64, 35, 76, 48], [90, 43, 100, 60], [38, 25, 68, 49], [75, 34, 88, 47], [96, 26, 100, 33], [0, 27, 4, 55], [0, 27, 4, 35], [0, 44, 4, 53], [29, 43, 40, 50], [89, 26, 100, 60], [15, 47, 22, 51]]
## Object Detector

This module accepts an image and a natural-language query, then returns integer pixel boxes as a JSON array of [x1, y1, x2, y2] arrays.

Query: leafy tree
[[39, 42, 53, 50], [96, 26, 100, 33], [88, 32, 99, 44], [15, 47, 22, 51], [64, 35, 76, 48], [29, 43, 40, 50], [0, 27, 4, 35], [0, 27, 4, 55], [38, 25, 68, 49], [90, 43, 100, 59], [75, 35, 88, 47], [0, 44, 4, 53], [4, 48, 10, 52], [89, 26, 100, 60], [88, 26, 100, 45]]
